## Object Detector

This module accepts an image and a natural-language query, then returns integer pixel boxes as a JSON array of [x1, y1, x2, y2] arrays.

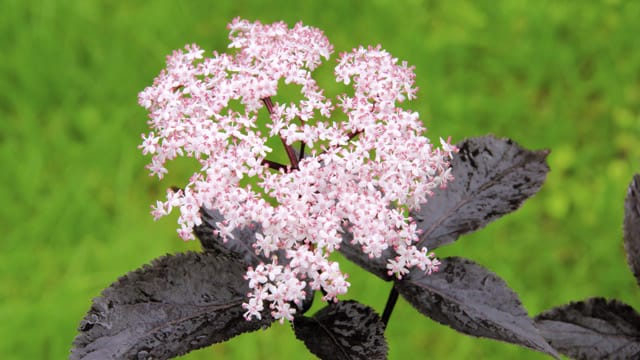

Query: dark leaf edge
[[535, 297, 640, 359], [414, 135, 550, 250], [292, 300, 388, 360], [71, 251, 273, 360], [395, 256, 559, 359], [195, 207, 267, 266], [624, 174, 640, 286]]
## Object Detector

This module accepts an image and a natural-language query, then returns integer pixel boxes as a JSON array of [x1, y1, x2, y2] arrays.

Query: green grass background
[[2, 0, 640, 359]]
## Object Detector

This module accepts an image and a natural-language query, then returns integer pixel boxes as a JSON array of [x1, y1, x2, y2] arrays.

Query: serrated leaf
[[71, 251, 273, 360], [395, 257, 558, 358], [413, 136, 550, 250], [624, 174, 640, 286], [292, 300, 388, 360], [535, 297, 640, 359]]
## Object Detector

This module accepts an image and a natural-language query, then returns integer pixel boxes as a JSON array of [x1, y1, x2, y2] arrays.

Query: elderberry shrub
[[77, 18, 640, 360]]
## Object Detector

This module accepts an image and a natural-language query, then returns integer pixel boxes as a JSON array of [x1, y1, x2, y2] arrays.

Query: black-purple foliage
[[534, 174, 640, 359], [72, 136, 563, 359], [338, 135, 550, 280], [71, 250, 273, 359], [292, 300, 387, 360], [395, 257, 557, 357]]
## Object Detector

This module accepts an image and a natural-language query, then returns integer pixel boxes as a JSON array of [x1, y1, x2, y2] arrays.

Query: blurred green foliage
[[2, 0, 639, 359]]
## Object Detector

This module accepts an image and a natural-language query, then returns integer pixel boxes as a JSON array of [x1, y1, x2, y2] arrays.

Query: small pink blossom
[[139, 132, 159, 155], [139, 18, 456, 322]]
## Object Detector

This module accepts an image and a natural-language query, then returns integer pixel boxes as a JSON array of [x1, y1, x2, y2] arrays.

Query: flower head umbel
[[139, 18, 456, 322]]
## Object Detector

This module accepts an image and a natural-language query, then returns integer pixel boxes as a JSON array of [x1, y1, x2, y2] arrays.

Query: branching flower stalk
[[138, 18, 455, 323]]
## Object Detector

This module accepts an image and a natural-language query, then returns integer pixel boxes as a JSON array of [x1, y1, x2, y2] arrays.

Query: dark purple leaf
[[195, 207, 287, 268], [395, 257, 558, 358], [292, 300, 388, 360], [413, 136, 550, 250], [71, 251, 273, 360], [535, 297, 640, 359], [339, 228, 392, 282], [624, 174, 640, 286]]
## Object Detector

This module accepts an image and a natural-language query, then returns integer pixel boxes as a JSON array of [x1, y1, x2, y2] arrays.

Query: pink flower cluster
[[138, 18, 455, 322]]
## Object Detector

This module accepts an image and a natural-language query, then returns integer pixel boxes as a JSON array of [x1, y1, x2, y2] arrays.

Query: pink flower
[[139, 18, 456, 322]]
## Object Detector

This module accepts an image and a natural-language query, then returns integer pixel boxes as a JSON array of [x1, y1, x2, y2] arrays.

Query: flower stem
[[347, 129, 363, 142], [262, 159, 288, 171], [380, 286, 399, 328], [280, 137, 300, 170], [262, 97, 299, 170]]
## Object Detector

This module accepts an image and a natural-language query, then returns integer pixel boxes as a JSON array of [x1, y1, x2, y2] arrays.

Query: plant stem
[[262, 159, 288, 171], [262, 97, 299, 170], [280, 137, 299, 169], [380, 286, 399, 328], [347, 129, 363, 142]]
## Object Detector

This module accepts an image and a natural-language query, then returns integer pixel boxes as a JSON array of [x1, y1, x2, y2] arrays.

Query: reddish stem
[[262, 159, 288, 171], [315, 129, 364, 158], [262, 97, 299, 170], [347, 130, 363, 142], [262, 97, 275, 113], [299, 141, 306, 160]]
